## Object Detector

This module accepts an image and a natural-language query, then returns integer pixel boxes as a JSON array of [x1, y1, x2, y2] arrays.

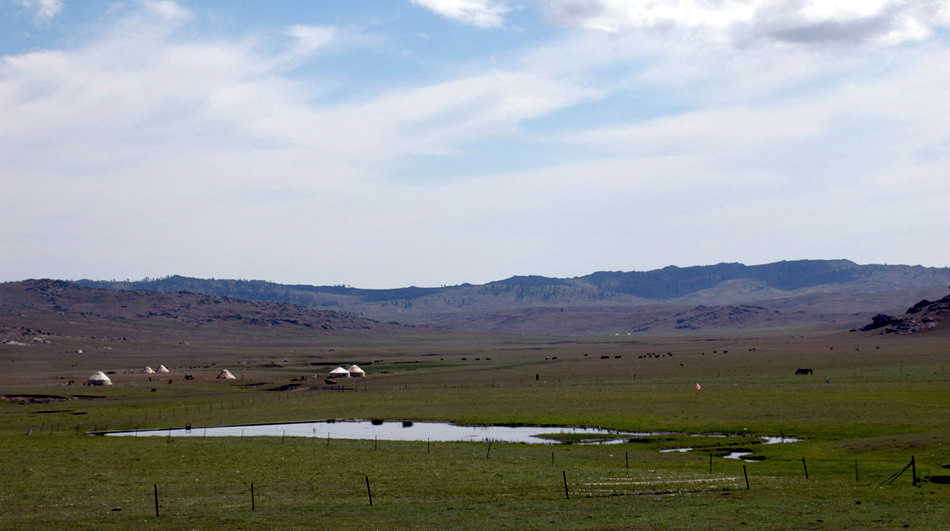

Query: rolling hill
[[70, 260, 950, 335], [0, 279, 407, 344]]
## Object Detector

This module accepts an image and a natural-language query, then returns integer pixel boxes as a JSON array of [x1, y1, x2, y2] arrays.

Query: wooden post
[[427, 438, 430, 454], [625, 451, 629, 469], [365, 476, 373, 506], [743, 465, 750, 490], [709, 454, 712, 474], [855, 459, 859, 482], [912, 456, 917, 486], [552, 451, 555, 465], [563, 471, 570, 499], [375, 435, 378, 450], [251, 483, 255, 510], [154, 484, 160, 517], [486, 442, 492, 459], [802, 457, 808, 479]]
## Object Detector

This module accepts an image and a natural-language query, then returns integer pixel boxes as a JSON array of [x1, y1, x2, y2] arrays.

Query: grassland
[[1, 327, 948, 529]]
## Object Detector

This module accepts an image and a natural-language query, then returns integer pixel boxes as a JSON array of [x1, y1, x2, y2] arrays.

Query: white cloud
[[536, 0, 950, 47], [410, 0, 511, 28], [18, 0, 62, 22], [143, 0, 192, 22]]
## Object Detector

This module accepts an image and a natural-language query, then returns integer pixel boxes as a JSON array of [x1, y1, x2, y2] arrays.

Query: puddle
[[761, 436, 801, 444], [723, 451, 755, 461], [661, 435, 802, 456]]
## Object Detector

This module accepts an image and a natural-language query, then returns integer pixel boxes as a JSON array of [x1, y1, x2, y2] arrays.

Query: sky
[[2, 0, 950, 288]]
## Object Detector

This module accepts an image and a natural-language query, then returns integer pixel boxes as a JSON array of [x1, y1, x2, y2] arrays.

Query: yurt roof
[[141, 366, 155, 374], [329, 366, 350, 376], [157, 365, 169, 373], [217, 369, 236, 379], [347, 365, 365, 374], [88, 371, 112, 384]]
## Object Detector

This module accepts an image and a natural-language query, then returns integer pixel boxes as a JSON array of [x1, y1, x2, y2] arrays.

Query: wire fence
[[2, 447, 930, 522]]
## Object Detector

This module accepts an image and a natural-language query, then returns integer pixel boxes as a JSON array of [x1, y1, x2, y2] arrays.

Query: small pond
[[102, 420, 803, 449], [103, 420, 645, 445]]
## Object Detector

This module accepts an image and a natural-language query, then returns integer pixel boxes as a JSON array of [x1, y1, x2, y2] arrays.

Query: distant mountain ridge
[[71, 260, 950, 334]]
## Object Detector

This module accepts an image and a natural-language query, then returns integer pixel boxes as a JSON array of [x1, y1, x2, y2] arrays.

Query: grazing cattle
[[601, 355, 609, 359], [795, 368, 813, 375]]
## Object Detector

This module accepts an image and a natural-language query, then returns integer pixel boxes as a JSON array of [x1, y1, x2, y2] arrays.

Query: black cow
[[795, 368, 813, 375]]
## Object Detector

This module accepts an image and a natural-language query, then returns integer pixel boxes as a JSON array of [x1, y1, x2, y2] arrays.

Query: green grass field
[[1, 328, 948, 529]]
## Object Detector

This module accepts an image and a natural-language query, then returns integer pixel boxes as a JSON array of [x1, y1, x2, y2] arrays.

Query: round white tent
[[216, 369, 236, 380], [157, 365, 170, 373], [328, 366, 350, 378], [141, 366, 155, 374], [88, 371, 112, 386], [347, 365, 365, 377]]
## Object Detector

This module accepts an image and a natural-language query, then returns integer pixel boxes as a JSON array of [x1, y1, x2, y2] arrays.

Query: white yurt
[[328, 366, 350, 378], [141, 366, 155, 374], [216, 369, 236, 380], [87, 371, 112, 386], [157, 365, 170, 373], [347, 365, 365, 377]]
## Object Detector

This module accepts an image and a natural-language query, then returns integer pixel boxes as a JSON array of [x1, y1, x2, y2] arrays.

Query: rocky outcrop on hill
[[858, 293, 950, 334]]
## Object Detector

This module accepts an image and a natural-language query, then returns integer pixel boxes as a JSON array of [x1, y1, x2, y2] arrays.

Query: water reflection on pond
[[103, 420, 803, 449], [104, 420, 643, 445]]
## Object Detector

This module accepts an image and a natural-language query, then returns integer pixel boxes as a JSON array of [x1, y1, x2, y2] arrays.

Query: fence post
[[563, 471, 570, 499], [154, 484, 160, 517], [802, 457, 808, 479], [743, 465, 750, 490], [855, 459, 859, 482], [365, 476, 373, 506], [912, 456, 917, 486], [251, 483, 255, 510]]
